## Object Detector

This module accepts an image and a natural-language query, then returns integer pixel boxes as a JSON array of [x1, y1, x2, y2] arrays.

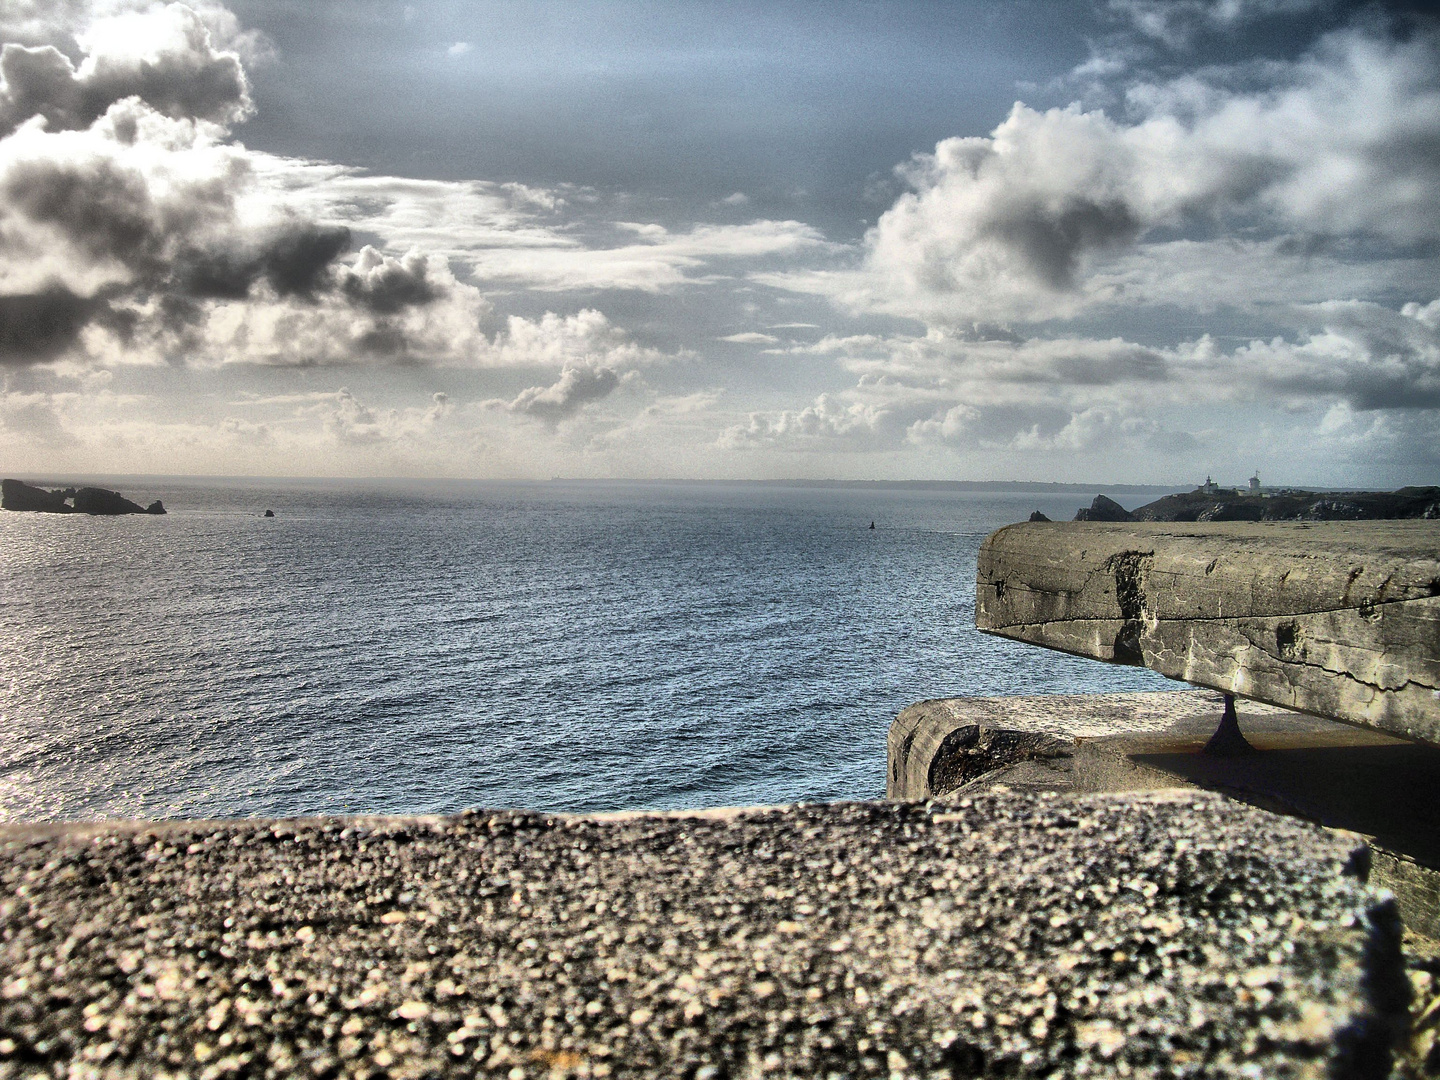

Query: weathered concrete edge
[[889, 689, 1247, 800], [976, 603, 1440, 746], [0, 804, 793, 844], [973, 520, 1440, 745], [0, 790, 1414, 1079]]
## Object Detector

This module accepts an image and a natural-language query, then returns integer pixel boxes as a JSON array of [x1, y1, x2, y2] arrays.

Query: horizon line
[[4, 472, 1386, 493]]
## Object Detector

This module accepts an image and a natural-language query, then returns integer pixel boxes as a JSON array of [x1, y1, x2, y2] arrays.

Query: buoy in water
[[869, 520, 875, 530]]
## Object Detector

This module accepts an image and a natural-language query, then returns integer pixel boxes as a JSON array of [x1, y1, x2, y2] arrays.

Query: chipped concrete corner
[[975, 520, 1440, 746]]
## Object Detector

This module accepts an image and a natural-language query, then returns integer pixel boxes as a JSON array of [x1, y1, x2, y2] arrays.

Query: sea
[[0, 479, 1183, 822]]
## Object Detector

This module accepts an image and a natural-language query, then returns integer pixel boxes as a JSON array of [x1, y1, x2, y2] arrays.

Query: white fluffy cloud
[[774, 26, 1440, 327], [0, 3, 253, 136], [326, 387, 452, 446], [485, 309, 671, 370], [495, 364, 631, 425]]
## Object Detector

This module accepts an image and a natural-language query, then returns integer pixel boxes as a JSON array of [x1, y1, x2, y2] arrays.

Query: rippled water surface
[[0, 480, 1177, 820]]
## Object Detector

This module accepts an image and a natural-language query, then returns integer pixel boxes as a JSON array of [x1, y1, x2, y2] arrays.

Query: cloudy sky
[[1, 0, 1437, 484]]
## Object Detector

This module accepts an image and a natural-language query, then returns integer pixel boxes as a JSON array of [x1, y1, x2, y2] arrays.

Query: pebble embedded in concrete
[[0, 793, 1407, 1078]]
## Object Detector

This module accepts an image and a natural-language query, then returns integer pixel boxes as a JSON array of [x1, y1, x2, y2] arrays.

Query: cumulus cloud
[[498, 364, 628, 425], [1230, 298, 1440, 409], [723, 294, 1440, 457], [0, 3, 252, 136], [484, 309, 673, 370], [778, 23, 1440, 326], [0, 21, 492, 368], [720, 393, 908, 449], [477, 309, 668, 424], [338, 247, 439, 313], [326, 388, 453, 446]]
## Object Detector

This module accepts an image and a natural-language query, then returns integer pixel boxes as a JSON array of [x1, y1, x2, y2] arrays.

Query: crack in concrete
[[981, 590, 1440, 623], [1228, 624, 1440, 695], [983, 619, 1439, 695]]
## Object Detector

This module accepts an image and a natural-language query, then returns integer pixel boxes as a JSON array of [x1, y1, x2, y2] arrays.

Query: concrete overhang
[[975, 519, 1440, 746]]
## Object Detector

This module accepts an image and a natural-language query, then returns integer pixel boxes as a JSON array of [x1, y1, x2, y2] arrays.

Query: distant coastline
[[545, 478, 1191, 495]]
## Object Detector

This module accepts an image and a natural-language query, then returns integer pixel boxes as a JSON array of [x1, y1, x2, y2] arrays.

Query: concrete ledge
[[888, 690, 1293, 801], [0, 796, 1409, 1078], [889, 691, 1440, 945], [974, 520, 1440, 745]]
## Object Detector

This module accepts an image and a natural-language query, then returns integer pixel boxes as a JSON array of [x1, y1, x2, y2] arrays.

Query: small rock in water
[[145, 500, 166, 515], [263, 509, 275, 517], [1028, 510, 1051, 522]]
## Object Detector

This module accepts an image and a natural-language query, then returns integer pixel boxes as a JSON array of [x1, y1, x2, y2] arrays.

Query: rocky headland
[[1074, 486, 1440, 522], [1, 479, 165, 516]]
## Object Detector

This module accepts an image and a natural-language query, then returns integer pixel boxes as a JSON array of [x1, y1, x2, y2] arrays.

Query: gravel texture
[[0, 791, 1408, 1079]]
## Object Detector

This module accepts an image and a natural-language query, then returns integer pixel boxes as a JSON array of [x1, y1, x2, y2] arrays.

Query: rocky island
[[1, 478, 165, 516]]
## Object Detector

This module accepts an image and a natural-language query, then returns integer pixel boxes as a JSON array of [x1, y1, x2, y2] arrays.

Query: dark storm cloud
[[257, 223, 352, 299], [2, 149, 228, 270], [0, 286, 101, 363], [178, 224, 352, 299], [0, 139, 356, 353], [339, 248, 439, 314], [1240, 300, 1440, 410], [982, 196, 1143, 291], [0, 4, 251, 138]]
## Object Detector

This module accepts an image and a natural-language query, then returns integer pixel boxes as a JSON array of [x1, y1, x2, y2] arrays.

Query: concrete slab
[[0, 796, 1409, 1078], [974, 520, 1440, 746], [889, 691, 1440, 942]]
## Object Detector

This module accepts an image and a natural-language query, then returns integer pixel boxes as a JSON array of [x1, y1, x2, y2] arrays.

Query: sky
[[0, 0, 1438, 485]]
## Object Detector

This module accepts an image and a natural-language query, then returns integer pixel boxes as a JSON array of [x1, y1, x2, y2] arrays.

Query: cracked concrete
[[975, 520, 1440, 746]]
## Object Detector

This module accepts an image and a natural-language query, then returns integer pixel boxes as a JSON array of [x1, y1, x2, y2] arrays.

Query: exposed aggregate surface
[[0, 791, 1408, 1079]]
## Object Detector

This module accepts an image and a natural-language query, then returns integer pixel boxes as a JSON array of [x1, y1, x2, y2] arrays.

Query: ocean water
[[0, 480, 1178, 822]]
